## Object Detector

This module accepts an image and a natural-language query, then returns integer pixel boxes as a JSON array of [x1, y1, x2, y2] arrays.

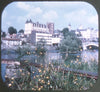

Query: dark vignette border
[[0, 0, 100, 92]]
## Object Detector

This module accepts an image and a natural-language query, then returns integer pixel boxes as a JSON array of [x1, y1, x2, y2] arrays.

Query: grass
[[5, 59, 97, 90], [4, 46, 98, 90]]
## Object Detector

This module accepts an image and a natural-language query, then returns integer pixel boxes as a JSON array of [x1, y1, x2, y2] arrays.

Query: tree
[[37, 38, 47, 46], [60, 28, 82, 56], [35, 38, 47, 63], [1, 32, 6, 37], [8, 27, 17, 35], [18, 29, 24, 33], [22, 41, 26, 45], [61, 28, 69, 39]]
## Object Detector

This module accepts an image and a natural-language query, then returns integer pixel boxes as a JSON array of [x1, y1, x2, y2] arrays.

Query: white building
[[2, 38, 22, 47], [25, 19, 54, 35], [36, 33, 52, 45], [76, 27, 98, 42], [52, 33, 61, 46], [25, 19, 55, 45]]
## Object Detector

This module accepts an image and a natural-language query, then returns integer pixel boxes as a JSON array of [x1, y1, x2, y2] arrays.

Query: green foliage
[[34, 38, 47, 63], [64, 55, 98, 73], [22, 41, 26, 45], [61, 28, 69, 38], [8, 26, 17, 35], [5, 36, 97, 90], [35, 38, 47, 57], [1, 32, 6, 37], [6, 62, 97, 90], [37, 38, 47, 46], [60, 28, 82, 54], [18, 29, 24, 33], [15, 46, 32, 61]]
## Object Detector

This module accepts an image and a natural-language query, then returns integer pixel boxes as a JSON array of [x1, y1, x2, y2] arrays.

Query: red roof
[[2, 38, 21, 41]]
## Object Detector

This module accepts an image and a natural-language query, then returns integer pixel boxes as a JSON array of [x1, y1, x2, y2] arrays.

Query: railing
[[1, 59, 98, 80]]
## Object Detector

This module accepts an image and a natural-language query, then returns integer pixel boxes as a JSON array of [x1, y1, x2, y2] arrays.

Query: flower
[[14, 73, 16, 75], [77, 55, 80, 58], [41, 86, 43, 88], [25, 60, 28, 63], [11, 81, 14, 84], [71, 60, 73, 63], [90, 83, 93, 87], [38, 79, 41, 81], [41, 80, 44, 83], [89, 46, 92, 49], [40, 52, 42, 55], [28, 52, 31, 55], [8, 83, 12, 87], [32, 88, 36, 90], [11, 77, 14, 80], [50, 85, 52, 88], [27, 52, 29, 54], [43, 70, 46, 73], [75, 61, 78, 63], [80, 49, 82, 51], [33, 76, 36, 79], [38, 69, 41, 73], [46, 76, 49, 79], [76, 59, 79, 61], [19, 69, 22, 72], [40, 75, 43, 77], [38, 88, 41, 91], [80, 74, 83, 76], [48, 82, 50, 85], [78, 62, 81, 64], [36, 75, 39, 77], [33, 52, 35, 54], [28, 72, 30, 75], [5, 75, 8, 78], [22, 73, 25, 76]]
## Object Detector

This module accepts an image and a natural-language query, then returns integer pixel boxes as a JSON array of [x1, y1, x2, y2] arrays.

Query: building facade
[[25, 19, 54, 45], [2, 38, 22, 47], [25, 19, 54, 35], [76, 28, 98, 42]]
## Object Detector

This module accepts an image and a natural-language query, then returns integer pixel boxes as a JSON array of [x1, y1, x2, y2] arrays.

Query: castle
[[25, 19, 54, 35], [24, 19, 55, 45]]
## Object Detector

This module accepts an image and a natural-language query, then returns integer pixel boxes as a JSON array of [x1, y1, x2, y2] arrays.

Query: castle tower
[[25, 19, 33, 35], [47, 23, 54, 34], [68, 24, 71, 31]]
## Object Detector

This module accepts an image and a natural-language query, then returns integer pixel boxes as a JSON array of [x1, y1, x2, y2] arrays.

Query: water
[[81, 50, 98, 63], [1, 64, 7, 82], [48, 50, 98, 62], [1, 49, 98, 81], [48, 52, 60, 60]]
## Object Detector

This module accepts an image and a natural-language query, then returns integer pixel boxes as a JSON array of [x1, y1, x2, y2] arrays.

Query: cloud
[[64, 10, 87, 22], [2, 21, 12, 32], [43, 1, 83, 7], [43, 1, 90, 10], [64, 9, 98, 28], [16, 2, 42, 23], [2, 10, 7, 21], [16, 2, 31, 11], [16, 2, 42, 13], [43, 10, 58, 22], [87, 15, 98, 25]]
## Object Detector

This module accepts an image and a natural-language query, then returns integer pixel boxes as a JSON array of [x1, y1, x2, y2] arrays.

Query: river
[[1, 49, 98, 82], [48, 50, 98, 62]]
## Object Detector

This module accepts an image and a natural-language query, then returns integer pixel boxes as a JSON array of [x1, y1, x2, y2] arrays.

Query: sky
[[1, 1, 98, 32]]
